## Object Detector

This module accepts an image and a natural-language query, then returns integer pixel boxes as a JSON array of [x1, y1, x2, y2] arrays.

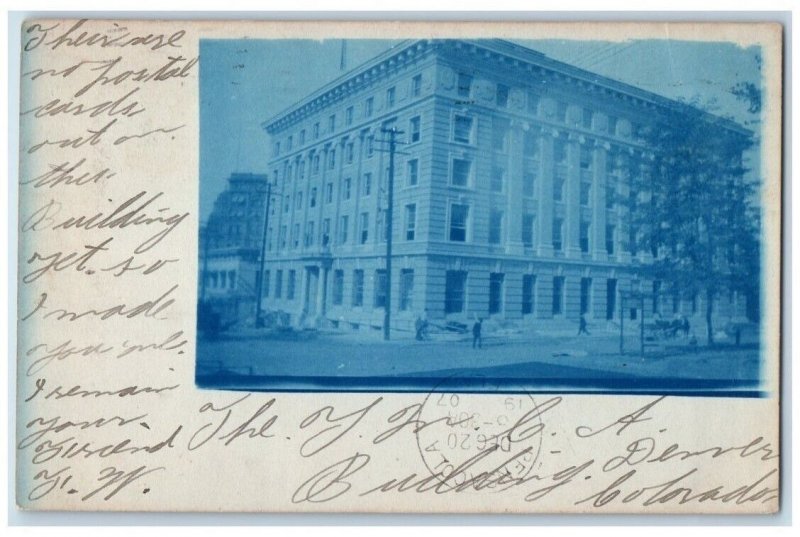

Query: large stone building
[[213, 39, 752, 331]]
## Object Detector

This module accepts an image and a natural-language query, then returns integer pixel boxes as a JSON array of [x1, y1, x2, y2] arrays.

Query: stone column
[[564, 133, 582, 258], [505, 120, 526, 255], [536, 128, 555, 257], [592, 140, 609, 261]]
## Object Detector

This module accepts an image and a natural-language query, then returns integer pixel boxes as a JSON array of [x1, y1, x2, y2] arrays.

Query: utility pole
[[381, 126, 401, 341], [255, 181, 272, 328]]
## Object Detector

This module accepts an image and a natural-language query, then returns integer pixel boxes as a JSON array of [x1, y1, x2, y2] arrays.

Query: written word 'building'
[[239, 39, 751, 329]]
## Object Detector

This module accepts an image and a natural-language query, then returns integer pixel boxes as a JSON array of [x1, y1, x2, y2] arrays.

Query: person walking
[[472, 317, 483, 349], [577, 313, 590, 336]]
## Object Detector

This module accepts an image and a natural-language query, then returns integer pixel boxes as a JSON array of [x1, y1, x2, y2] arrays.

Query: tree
[[627, 103, 759, 345]]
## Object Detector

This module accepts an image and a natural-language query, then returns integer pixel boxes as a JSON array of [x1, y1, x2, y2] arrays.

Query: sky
[[199, 38, 763, 222]]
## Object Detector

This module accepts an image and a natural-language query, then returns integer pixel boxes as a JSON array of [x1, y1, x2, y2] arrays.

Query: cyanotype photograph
[[196, 37, 766, 395]]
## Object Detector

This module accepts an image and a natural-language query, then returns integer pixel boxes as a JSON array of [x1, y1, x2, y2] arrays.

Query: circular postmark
[[414, 375, 561, 493]]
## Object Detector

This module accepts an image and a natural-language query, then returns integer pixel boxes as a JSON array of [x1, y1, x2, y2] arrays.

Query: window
[[553, 175, 565, 202], [580, 221, 591, 253], [287, 270, 296, 299], [445, 270, 467, 313], [321, 218, 330, 246], [606, 279, 617, 320], [606, 184, 616, 209], [312, 154, 320, 174], [275, 270, 283, 298], [527, 92, 540, 114], [409, 116, 421, 143], [362, 173, 372, 196], [299, 129, 305, 145], [411, 74, 422, 97], [287, 135, 293, 151], [346, 106, 353, 125], [553, 218, 563, 251], [339, 215, 349, 244], [522, 214, 535, 247], [552, 276, 564, 315], [386, 87, 396, 108], [305, 221, 315, 247], [325, 182, 333, 203], [309, 187, 317, 208], [279, 225, 287, 248], [374, 269, 388, 308], [491, 166, 505, 193], [449, 204, 469, 242], [328, 114, 336, 133], [407, 159, 419, 186], [405, 204, 416, 240], [366, 136, 374, 158], [523, 171, 537, 198], [557, 101, 568, 123], [376, 211, 386, 243], [273, 141, 280, 157], [580, 180, 592, 206], [582, 108, 593, 129], [524, 132, 539, 157], [359, 212, 369, 244], [346, 142, 354, 164], [580, 277, 592, 315], [293, 223, 300, 248], [496, 84, 509, 108], [352, 270, 364, 306], [522, 275, 536, 315], [328, 149, 336, 170], [489, 273, 504, 314], [451, 158, 471, 187], [295, 192, 303, 210], [580, 147, 593, 170], [365, 97, 374, 117], [492, 119, 509, 152], [332, 270, 344, 305], [489, 210, 503, 244], [607, 115, 618, 136], [313, 122, 320, 139], [554, 140, 568, 163], [606, 225, 615, 254], [457, 73, 473, 97], [453, 115, 473, 144], [399, 269, 414, 311], [343, 177, 351, 200], [263, 270, 270, 297]]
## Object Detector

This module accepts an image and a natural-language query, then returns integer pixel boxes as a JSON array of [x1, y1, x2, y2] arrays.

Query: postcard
[[16, 19, 782, 513]]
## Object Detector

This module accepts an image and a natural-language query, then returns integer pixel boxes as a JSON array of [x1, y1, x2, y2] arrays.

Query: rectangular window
[[457, 73, 473, 97], [305, 221, 315, 247], [346, 142, 354, 164], [328, 114, 336, 133], [339, 215, 349, 244], [606, 184, 616, 209], [328, 149, 336, 170], [273, 141, 280, 156], [580, 221, 591, 253], [263, 270, 271, 298], [299, 129, 305, 145], [580, 181, 592, 206], [492, 118, 509, 152], [580, 277, 592, 315], [362, 173, 372, 196], [321, 218, 331, 246], [411, 74, 422, 97], [365, 97, 374, 117], [352, 269, 364, 307], [287, 135, 293, 151], [332, 270, 344, 305], [606, 225, 615, 254], [366, 136, 374, 157], [522, 214, 535, 247], [552, 276, 564, 315], [606, 279, 617, 320], [491, 166, 504, 193], [554, 140, 567, 163], [386, 87, 396, 108], [407, 159, 419, 186], [451, 158, 471, 187], [410, 116, 421, 143], [325, 182, 333, 203], [293, 223, 300, 248], [283, 196, 290, 214], [552, 218, 563, 251], [405, 203, 416, 240], [376, 211, 386, 244], [489, 273, 504, 314], [523, 132, 539, 157], [580, 147, 593, 170], [313, 122, 320, 139], [312, 154, 320, 174], [523, 170, 537, 198], [287, 270, 296, 300], [582, 108, 593, 129], [522, 275, 536, 315], [359, 212, 369, 244], [553, 175, 565, 202], [445, 270, 467, 313], [279, 225, 287, 248], [346, 106, 353, 125], [374, 269, 388, 308], [309, 187, 317, 208], [489, 210, 503, 244], [275, 270, 283, 298], [496, 84, 509, 107], [607, 115, 618, 136], [557, 101, 568, 123], [399, 269, 414, 311], [295, 192, 303, 210], [343, 177, 351, 200], [449, 204, 469, 242], [527, 92, 539, 114], [453, 115, 473, 144]]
